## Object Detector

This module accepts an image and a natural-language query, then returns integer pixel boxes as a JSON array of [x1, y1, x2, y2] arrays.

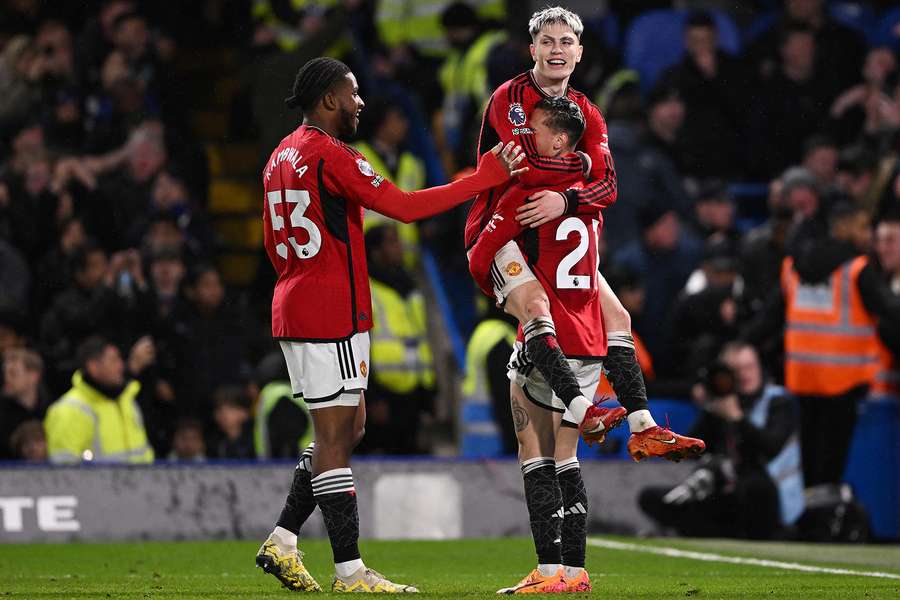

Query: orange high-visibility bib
[[782, 256, 878, 396]]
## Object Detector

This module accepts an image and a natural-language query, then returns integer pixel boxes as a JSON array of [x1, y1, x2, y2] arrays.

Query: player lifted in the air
[[465, 7, 706, 594], [254, 57, 526, 594], [467, 6, 702, 461]]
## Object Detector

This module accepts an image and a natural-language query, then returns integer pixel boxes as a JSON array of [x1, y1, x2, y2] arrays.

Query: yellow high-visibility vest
[[369, 278, 434, 394], [44, 371, 154, 464]]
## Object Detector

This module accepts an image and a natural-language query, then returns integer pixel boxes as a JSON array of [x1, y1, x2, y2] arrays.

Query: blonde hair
[[528, 6, 584, 40]]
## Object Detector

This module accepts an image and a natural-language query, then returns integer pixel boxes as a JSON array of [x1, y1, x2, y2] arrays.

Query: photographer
[[639, 342, 802, 539]]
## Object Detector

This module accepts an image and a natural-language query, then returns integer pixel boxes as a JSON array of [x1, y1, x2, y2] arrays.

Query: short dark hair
[[533, 97, 585, 148], [285, 57, 351, 112], [69, 240, 104, 275], [802, 134, 836, 158], [686, 10, 716, 30], [76, 336, 112, 371], [780, 21, 814, 45]]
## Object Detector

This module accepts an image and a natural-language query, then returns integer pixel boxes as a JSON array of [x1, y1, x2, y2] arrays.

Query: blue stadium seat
[[874, 7, 900, 50], [828, 2, 877, 44], [624, 9, 741, 95], [742, 11, 777, 45], [845, 397, 900, 539]]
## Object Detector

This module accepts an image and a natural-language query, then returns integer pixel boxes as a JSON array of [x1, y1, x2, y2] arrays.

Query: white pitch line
[[588, 538, 900, 580]]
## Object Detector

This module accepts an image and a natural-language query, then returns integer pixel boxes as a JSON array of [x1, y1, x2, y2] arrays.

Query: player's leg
[[553, 424, 591, 593], [596, 273, 706, 461], [497, 381, 567, 594], [492, 241, 623, 438], [256, 341, 332, 592], [596, 273, 655, 432], [267, 394, 366, 557]]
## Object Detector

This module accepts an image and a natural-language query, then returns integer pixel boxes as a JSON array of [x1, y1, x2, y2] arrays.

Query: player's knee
[[523, 293, 551, 322]]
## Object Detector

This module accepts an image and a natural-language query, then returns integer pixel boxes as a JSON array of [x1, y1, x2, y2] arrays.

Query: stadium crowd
[[0, 0, 898, 529]]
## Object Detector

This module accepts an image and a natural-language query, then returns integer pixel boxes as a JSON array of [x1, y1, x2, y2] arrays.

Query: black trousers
[[798, 389, 862, 487], [639, 470, 780, 539]]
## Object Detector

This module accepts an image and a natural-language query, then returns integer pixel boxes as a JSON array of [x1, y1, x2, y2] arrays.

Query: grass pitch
[[1, 536, 899, 598]]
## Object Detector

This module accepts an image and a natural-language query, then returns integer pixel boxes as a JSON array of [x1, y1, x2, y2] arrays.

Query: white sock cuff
[[555, 457, 580, 474], [312, 467, 355, 496], [627, 409, 657, 433], [568, 396, 591, 425], [607, 330, 635, 349], [521, 456, 555, 475], [272, 526, 297, 548], [523, 316, 556, 341], [335, 558, 365, 578]]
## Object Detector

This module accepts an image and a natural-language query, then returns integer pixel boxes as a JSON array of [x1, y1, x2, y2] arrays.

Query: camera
[[696, 360, 737, 399]]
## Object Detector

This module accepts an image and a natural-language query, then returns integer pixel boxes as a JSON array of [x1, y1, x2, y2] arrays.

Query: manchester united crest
[[360, 361, 368, 377], [506, 262, 523, 276], [508, 103, 527, 126]]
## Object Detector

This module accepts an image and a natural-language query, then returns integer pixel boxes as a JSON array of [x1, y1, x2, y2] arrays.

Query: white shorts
[[279, 332, 370, 409], [507, 341, 603, 413], [487, 240, 538, 304]]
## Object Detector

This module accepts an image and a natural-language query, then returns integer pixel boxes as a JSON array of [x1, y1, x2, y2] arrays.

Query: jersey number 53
[[267, 189, 321, 260]]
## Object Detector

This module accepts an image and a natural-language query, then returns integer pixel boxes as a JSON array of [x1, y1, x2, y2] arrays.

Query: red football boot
[[579, 404, 627, 445], [627, 426, 706, 462]]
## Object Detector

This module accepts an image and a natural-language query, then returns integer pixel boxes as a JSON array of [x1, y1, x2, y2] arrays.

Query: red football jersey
[[466, 70, 617, 248], [467, 172, 607, 359], [264, 125, 511, 340]]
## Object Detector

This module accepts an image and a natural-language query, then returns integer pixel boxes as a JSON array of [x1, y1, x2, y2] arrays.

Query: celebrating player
[[467, 5, 703, 459], [470, 96, 602, 593], [254, 57, 525, 594]]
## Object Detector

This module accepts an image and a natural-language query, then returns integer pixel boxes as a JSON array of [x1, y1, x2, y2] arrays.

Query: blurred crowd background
[[0, 0, 899, 539]]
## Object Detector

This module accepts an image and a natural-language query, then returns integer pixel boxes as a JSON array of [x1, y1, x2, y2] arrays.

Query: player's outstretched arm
[[352, 142, 526, 223]]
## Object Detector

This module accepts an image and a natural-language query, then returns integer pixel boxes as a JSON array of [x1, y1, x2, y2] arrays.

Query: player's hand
[[516, 189, 566, 228], [491, 141, 528, 177]]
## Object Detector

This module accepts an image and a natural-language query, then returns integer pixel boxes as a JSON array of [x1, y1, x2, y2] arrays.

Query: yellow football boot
[[255, 539, 322, 592], [332, 567, 419, 593]]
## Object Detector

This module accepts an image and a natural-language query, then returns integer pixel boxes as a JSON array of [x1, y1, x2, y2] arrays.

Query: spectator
[[873, 210, 900, 399], [0, 306, 26, 355], [33, 217, 87, 313], [0, 348, 48, 459], [743, 203, 899, 489], [670, 240, 741, 379], [209, 385, 255, 460], [360, 224, 436, 454], [828, 47, 899, 149], [613, 203, 703, 373], [747, 0, 865, 92], [659, 11, 747, 179], [835, 144, 879, 212], [691, 179, 740, 248], [437, 2, 504, 170], [252, 352, 312, 459], [169, 264, 255, 415], [40, 242, 152, 389], [8, 420, 47, 462], [801, 134, 839, 188], [168, 417, 206, 462], [639, 342, 801, 539], [43, 335, 154, 463], [461, 303, 518, 455], [747, 23, 836, 179], [353, 95, 426, 266]]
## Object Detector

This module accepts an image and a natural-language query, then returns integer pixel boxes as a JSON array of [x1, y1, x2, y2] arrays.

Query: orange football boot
[[563, 569, 592, 592], [496, 567, 567, 594], [580, 405, 627, 445], [627, 425, 705, 462]]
